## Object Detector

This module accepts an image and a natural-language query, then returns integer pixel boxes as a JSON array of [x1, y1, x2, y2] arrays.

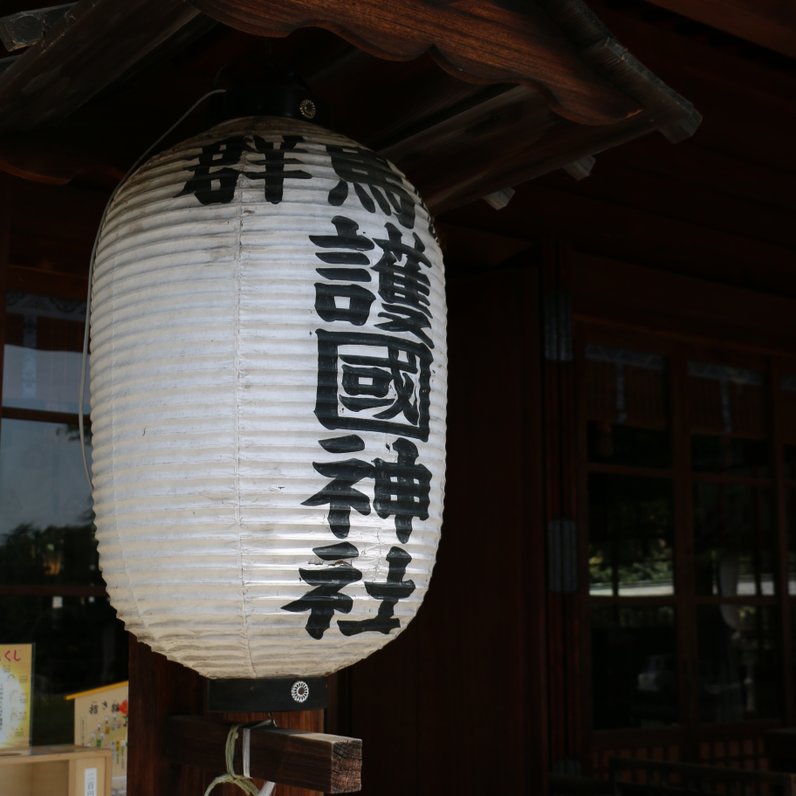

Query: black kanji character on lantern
[[311, 216, 374, 267], [282, 562, 362, 639], [375, 304, 433, 347], [177, 137, 246, 205], [374, 438, 430, 543], [304, 436, 430, 541], [314, 283, 376, 326], [243, 134, 312, 203], [319, 434, 365, 454], [312, 216, 378, 326], [314, 329, 432, 440], [302, 455, 373, 538], [339, 546, 415, 636], [326, 144, 415, 229], [313, 541, 360, 562], [373, 222, 434, 347]]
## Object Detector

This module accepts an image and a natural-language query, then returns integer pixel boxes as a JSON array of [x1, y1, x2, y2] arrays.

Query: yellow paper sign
[[67, 681, 128, 784], [0, 643, 33, 749]]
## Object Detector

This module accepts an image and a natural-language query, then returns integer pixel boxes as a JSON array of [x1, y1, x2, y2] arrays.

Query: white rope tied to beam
[[203, 722, 276, 796]]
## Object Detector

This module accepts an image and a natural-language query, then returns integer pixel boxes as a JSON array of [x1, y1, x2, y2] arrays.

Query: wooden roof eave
[[0, 0, 700, 207], [188, 0, 646, 126]]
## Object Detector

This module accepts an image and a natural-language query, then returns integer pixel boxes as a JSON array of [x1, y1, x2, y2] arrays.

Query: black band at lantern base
[[206, 676, 327, 713]]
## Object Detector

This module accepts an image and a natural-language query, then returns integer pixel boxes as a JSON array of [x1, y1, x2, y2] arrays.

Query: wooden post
[[127, 639, 209, 796], [166, 717, 362, 794]]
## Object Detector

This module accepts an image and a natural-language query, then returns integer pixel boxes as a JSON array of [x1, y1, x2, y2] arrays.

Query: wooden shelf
[[0, 745, 112, 796]]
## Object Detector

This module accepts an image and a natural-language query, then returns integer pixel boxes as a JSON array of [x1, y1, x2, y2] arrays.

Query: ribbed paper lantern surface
[[89, 116, 446, 678]]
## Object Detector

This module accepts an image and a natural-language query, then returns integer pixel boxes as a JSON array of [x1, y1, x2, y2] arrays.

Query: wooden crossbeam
[[0, 0, 203, 133], [166, 716, 362, 794]]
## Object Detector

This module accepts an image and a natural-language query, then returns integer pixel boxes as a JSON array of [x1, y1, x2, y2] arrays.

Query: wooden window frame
[[549, 249, 796, 774]]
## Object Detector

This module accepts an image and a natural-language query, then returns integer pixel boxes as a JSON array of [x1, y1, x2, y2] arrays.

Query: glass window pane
[[784, 371, 796, 590], [788, 489, 796, 596], [693, 483, 775, 596], [688, 362, 769, 477], [691, 436, 770, 477], [585, 346, 670, 468], [781, 373, 796, 455], [0, 595, 127, 744], [786, 444, 796, 481], [589, 474, 674, 596], [0, 419, 98, 586], [698, 605, 779, 723], [2, 292, 89, 414], [790, 607, 796, 704], [592, 605, 677, 729]]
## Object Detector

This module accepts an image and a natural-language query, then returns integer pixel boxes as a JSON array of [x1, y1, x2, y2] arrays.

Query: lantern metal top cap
[[213, 72, 331, 127]]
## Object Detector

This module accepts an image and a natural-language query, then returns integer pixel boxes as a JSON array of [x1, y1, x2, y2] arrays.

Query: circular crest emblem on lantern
[[291, 680, 310, 704], [90, 116, 447, 678]]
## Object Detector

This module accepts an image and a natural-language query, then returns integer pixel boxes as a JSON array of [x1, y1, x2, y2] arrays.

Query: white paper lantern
[[89, 116, 446, 679]]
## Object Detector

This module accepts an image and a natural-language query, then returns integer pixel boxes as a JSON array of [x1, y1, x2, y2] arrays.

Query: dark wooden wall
[[334, 2, 796, 789], [330, 256, 547, 794], [2, 1, 794, 792]]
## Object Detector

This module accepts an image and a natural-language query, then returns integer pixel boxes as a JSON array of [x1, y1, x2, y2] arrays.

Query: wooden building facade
[[0, 1, 795, 793]]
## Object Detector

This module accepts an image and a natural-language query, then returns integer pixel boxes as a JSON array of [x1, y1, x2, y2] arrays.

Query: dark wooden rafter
[[385, 80, 695, 212], [644, 0, 796, 59], [0, 3, 76, 52], [0, 0, 202, 133]]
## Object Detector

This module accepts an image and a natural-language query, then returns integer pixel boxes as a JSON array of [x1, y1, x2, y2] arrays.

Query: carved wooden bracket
[[166, 716, 362, 793]]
